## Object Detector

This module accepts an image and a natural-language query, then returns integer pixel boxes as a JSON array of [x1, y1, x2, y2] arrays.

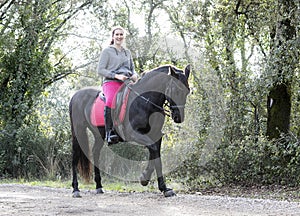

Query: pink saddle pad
[[90, 96, 105, 126]]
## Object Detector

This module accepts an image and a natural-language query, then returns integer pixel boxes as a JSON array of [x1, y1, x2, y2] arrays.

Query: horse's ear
[[168, 66, 178, 78], [184, 64, 191, 79]]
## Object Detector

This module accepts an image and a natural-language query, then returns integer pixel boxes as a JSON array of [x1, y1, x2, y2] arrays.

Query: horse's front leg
[[140, 159, 154, 186], [147, 140, 176, 197]]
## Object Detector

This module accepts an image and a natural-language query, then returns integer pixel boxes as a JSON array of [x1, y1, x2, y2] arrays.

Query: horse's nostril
[[173, 115, 181, 123]]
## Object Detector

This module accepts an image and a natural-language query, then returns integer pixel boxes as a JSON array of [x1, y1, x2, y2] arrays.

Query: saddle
[[90, 82, 132, 133], [111, 81, 132, 140]]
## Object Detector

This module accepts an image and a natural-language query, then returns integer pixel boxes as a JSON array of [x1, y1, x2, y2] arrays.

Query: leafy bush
[[170, 132, 300, 191], [0, 118, 72, 180], [207, 134, 300, 187], [0, 80, 72, 180]]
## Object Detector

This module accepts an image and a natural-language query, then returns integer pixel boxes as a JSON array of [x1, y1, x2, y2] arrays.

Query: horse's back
[[71, 87, 100, 102], [70, 87, 100, 126]]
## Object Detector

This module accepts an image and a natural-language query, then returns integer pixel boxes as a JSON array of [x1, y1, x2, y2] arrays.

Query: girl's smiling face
[[112, 29, 125, 46]]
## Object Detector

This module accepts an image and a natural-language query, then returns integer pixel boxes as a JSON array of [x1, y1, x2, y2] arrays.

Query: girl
[[97, 26, 138, 145]]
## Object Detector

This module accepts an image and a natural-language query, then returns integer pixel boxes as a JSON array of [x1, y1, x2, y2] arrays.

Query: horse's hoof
[[96, 188, 104, 194], [140, 174, 150, 186], [72, 191, 82, 198], [163, 189, 176, 197], [140, 179, 150, 186]]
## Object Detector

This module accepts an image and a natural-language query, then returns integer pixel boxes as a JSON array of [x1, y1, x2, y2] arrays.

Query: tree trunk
[[266, 0, 298, 140], [266, 83, 291, 139]]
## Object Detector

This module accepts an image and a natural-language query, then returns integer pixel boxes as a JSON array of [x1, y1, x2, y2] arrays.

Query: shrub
[[207, 134, 300, 186]]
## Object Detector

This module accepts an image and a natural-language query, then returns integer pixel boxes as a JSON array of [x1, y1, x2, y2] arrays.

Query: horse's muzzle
[[172, 109, 184, 123]]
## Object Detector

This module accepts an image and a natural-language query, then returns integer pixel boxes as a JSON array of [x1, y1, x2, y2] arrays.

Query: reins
[[123, 79, 173, 117]]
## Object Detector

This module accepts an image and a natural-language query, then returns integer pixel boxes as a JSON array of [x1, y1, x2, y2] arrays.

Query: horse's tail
[[69, 97, 92, 183], [74, 135, 92, 183]]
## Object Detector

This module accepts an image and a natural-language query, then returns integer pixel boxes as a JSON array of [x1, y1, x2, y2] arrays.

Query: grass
[[1, 178, 300, 202], [0, 178, 72, 189], [0, 177, 184, 194]]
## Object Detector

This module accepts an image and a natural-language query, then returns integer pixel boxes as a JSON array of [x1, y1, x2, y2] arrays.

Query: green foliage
[[161, 0, 300, 190], [0, 0, 92, 179], [206, 134, 300, 187], [0, 80, 72, 179], [109, 143, 149, 162], [0, 116, 71, 179], [172, 133, 300, 190], [0, 0, 300, 191]]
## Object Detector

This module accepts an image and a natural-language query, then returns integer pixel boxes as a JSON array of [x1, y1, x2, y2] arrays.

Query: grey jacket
[[97, 45, 136, 82]]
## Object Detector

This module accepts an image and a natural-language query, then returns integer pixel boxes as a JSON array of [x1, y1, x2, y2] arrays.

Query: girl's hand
[[130, 74, 138, 82], [114, 74, 128, 81]]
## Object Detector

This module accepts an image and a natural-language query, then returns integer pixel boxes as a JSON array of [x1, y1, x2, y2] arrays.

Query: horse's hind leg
[[93, 126, 105, 194], [93, 154, 103, 194], [72, 136, 81, 198], [71, 125, 92, 198]]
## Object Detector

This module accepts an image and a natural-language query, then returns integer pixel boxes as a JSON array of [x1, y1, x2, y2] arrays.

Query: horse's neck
[[133, 72, 168, 93], [129, 73, 168, 107]]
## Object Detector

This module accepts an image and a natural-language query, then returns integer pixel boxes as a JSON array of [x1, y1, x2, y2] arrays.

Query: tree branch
[[43, 60, 97, 87]]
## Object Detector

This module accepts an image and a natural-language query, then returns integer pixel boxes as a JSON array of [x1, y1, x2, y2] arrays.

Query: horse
[[69, 64, 190, 197]]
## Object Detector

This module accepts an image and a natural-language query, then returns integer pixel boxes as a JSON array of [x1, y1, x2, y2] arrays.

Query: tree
[[266, 0, 299, 139], [162, 0, 300, 186], [0, 0, 93, 177], [0, 0, 93, 127]]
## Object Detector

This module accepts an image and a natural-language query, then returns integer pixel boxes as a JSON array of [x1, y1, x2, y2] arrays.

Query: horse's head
[[166, 65, 190, 123]]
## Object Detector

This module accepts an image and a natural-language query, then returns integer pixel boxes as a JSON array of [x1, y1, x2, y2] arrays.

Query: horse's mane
[[139, 65, 182, 80]]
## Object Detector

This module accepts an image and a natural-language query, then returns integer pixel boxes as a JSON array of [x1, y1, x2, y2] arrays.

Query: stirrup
[[106, 131, 119, 145]]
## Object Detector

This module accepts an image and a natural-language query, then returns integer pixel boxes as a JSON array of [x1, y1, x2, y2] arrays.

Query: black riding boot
[[104, 106, 119, 145]]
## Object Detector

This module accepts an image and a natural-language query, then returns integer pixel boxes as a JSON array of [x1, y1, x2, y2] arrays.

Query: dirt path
[[0, 184, 299, 216]]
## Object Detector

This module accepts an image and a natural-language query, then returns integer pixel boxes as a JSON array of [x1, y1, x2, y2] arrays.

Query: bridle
[[165, 76, 187, 110], [123, 79, 171, 116], [123, 70, 187, 118]]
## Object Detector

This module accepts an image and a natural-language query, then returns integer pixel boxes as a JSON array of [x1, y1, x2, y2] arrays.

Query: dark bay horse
[[69, 64, 190, 197]]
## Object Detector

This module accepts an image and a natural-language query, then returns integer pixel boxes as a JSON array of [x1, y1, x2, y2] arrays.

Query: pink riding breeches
[[102, 81, 123, 108]]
